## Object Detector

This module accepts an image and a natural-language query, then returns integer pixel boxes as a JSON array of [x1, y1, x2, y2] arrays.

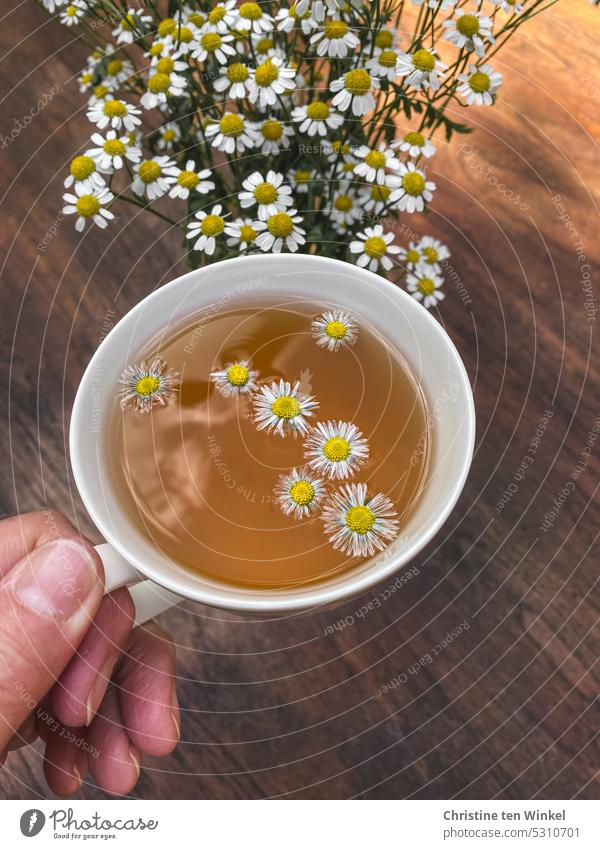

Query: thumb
[[0, 538, 104, 750]]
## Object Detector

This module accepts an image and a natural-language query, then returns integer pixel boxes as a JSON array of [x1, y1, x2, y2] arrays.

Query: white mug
[[69, 254, 475, 621]]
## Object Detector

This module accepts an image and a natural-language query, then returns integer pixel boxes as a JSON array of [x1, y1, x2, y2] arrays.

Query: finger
[[51, 588, 134, 728], [0, 511, 90, 580], [86, 684, 141, 796], [7, 714, 38, 751], [43, 727, 88, 797], [0, 538, 104, 750], [115, 622, 179, 757]]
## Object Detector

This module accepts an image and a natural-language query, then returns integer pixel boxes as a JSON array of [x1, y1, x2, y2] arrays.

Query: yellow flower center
[[364, 236, 387, 259], [239, 2, 263, 20], [162, 128, 176, 142], [201, 214, 225, 236], [120, 13, 137, 31], [345, 505, 375, 535], [103, 99, 127, 118], [178, 170, 199, 189], [378, 50, 397, 69], [404, 130, 425, 147], [66, 6, 78, 16], [323, 20, 349, 39], [176, 26, 194, 42], [148, 72, 171, 93], [227, 62, 249, 82], [325, 319, 347, 339], [402, 172, 426, 196], [271, 395, 300, 419], [375, 29, 393, 49], [267, 212, 294, 237], [334, 196, 353, 213], [412, 49, 435, 72], [254, 182, 278, 204], [103, 138, 125, 156], [106, 59, 123, 76], [208, 5, 225, 23], [370, 185, 390, 202], [188, 12, 205, 27], [80, 72, 92, 85], [255, 59, 279, 87], [417, 277, 436, 296], [406, 248, 420, 264], [94, 84, 110, 99], [469, 71, 491, 93], [155, 57, 174, 75], [220, 113, 244, 136], [75, 194, 100, 218], [150, 42, 164, 57], [294, 170, 311, 183], [70, 155, 95, 180], [261, 119, 282, 140], [135, 375, 161, 396], [256, 37, 273, 53], [92, 49, 103, 60], [138, 159, 161, 183], [365, 150, 386, 169], [323, 436, 350, 462], [344, 68, 371, 96], [422, 246, 438, 263], [201, 32, 222, 51], [457, 14, 480, 37], [307, 101, 330, 120], [157, 17, 176, 37], [226, 364, 249, 386], [290, 480, 314, 506], [239, 224, 257, 242]]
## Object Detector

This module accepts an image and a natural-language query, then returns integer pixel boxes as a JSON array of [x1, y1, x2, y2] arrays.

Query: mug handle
[[95, 543, 181, 626]]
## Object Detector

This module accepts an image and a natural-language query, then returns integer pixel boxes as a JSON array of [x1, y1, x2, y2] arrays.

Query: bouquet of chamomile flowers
[[46, 0, 553, 309]]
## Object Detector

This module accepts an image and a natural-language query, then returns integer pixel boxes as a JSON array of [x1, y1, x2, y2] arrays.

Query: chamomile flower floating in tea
[[312, 310, 358, 352], [120, 358, 179, 413], [322, 483, 399, 558], [304, 420, 369, 480], [274, 467, 327, 519], [253, 379, 319, 437], [210, 360, 259, 397]]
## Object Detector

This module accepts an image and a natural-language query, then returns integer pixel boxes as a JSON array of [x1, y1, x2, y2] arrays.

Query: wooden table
[[1, 1, 598, 799]]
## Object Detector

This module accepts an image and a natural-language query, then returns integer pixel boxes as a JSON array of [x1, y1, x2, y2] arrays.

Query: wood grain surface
[[0, 1, 599, 799]]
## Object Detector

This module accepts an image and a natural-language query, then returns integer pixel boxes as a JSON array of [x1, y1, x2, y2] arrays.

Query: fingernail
[[129, 746, 141, 778], [10, 539, 99, 620], [85, 658, 115, 726]]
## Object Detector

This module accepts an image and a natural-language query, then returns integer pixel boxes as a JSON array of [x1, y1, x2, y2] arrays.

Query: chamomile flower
[[248, 57, 296, 107], [312, 310, 358, 352], [349, 225, 402, 272], [253, 379, 318, 437], [276, 3, 317, 35], [164, 23, 201, 55], [395, 48, 446, 91], [119, 358, 179, 413], [291, 101, 344, 137], [275, 467, 327, 519], [236, 2, 274, 33], [406, 268, 445, 309], [192, 31, 235, 64], [443, 10, 495, 57], [369, 26, 398, 54], [41, 0, 67, 12], [322, 482, 399, 557], [78, 71, 94, 93], [417, 236, 450, 269], [393, 130, 436, 159], [361, 181, 400, 214], [214, 62, 253, 99], [104, 56, 134, 87], [187, 205, 229, 255], [457, 64, 503, 106], [288, 168, 313, 193], [87, 84, 114, 107], [113, 8, 152, 45], [60, 2, 86, 27], [304, 420, 369, 479], [254, 210, 306, 253], [205, 113, 258, 154], [354, 143, 400, 185], [492, 0, 524, 11], [63, 155, 106, 190], [296, 0, 340, 22], [210, 359, 259, 396], [62, 183, 114, 232], [225, 217, 259, 250], [256, 117, 294, 154], [87, 98, 141, 132], [87, 130, 141, 172], [239, 170, 293, 220], [132, 156, 176, 200], [411, 0, 456, 8], [330, 68, 379, 117], [397, 241, 424, 271], [311, 18, 359, 58], [389, 163, 436, 213], [327, 191, 361, 229], [166, 160, 215, 199], [203, 0, 238, 32], [156, 121, 182, 150], [366, 49, 400, 81]]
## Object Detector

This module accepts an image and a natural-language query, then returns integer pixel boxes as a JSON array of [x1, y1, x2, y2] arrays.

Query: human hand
[[0, 511, 180, 796]]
